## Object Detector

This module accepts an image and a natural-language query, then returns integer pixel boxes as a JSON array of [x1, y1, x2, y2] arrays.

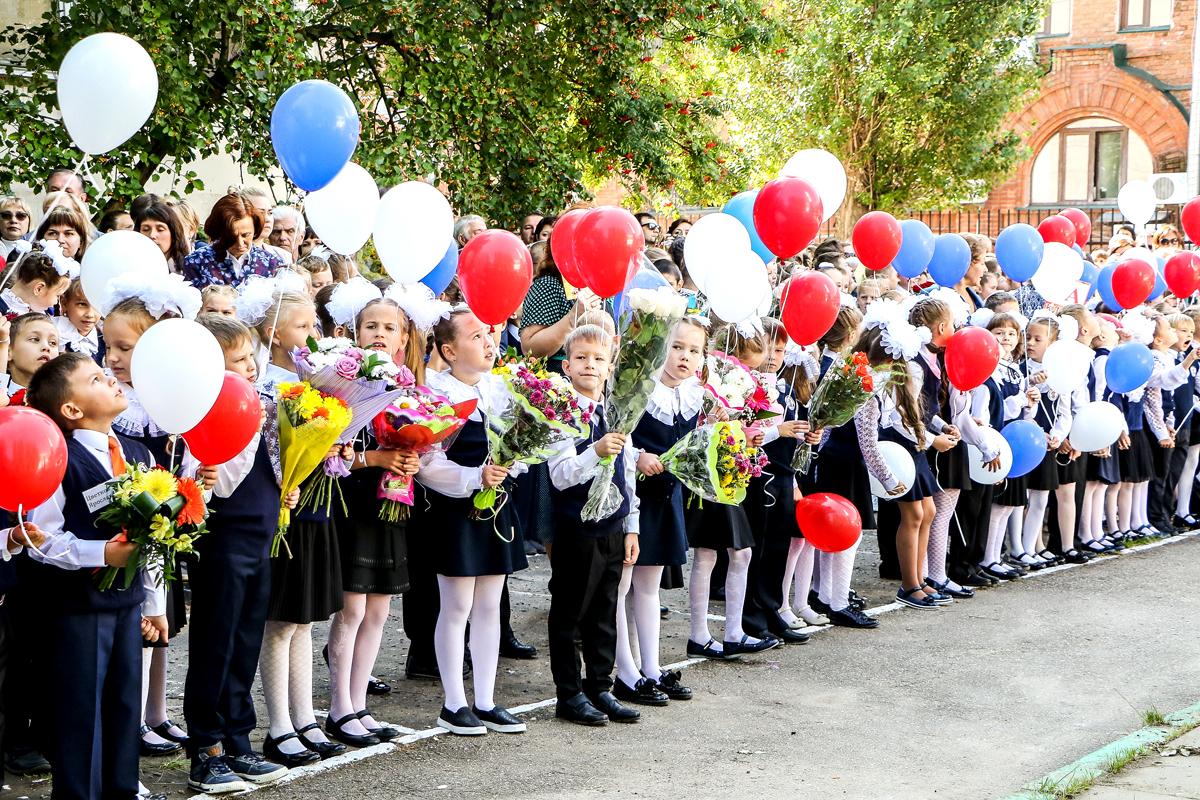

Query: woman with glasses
[[1153, 226, 1183, 260], [0, 197, 33, 261]]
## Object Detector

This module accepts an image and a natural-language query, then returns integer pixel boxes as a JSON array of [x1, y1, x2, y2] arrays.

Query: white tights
[[1176, 444, 1200, 518], [1022, 484, 1078, 554], [1080, 481, 1105, 544], [434, 575, 505, 713], [689, 547, 756, 649], [327, 592, 393, 737], [1104, 484, 1121, 535], [1117, 481, 1149, 532], [817, 536, 861, 612], [1021, 490, 1050, 556], [925, 489, 959, 584], [984, 505, 1018, 566], [140, 648, 182, 746], [615, 565, 667, 686], [260, 621, 322, 755], [781, 539, 815, 619]]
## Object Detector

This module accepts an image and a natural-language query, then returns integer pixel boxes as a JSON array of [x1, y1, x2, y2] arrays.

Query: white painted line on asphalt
[[186, 529, 1199, 799]]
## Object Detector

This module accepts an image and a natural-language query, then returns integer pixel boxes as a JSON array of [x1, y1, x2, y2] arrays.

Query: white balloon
[[373, 182, 453, 283], [780, 149, 846, 223], [869, 440, 916, 498], [683, 213, 751, 295], [80, 231, 169, 312], [1042, 339, 1093, 396], [708, 251, 769, 324], [57, 33, 158, 155], [1117, 180, 1157, 226], [304, 163, 379, 255], [1031, 241, 1084, 303], [130, 319, 225, 434], [967, 428, 1013, 485], [1069, 401, 1127, 452]]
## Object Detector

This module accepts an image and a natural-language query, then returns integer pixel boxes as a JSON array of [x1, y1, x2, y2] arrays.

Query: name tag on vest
[[83, 480, 118, 514]]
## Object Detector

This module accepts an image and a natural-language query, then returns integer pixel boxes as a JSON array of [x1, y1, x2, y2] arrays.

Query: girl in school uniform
[[1047, 306, 1098, 560], [1110, 311, 1161, 540], [416, 307, 529, 736], [0, 246, 72, 317], [1, 313, 59, 400], [1167, 313, 1200, 529], [1080, 315, 1124, 553], [618, 317, 706, 705], [1145, 312, 1192, 535]]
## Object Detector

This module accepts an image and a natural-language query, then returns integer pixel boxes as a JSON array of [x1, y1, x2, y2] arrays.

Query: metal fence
[[902, 206, 1181, 252]]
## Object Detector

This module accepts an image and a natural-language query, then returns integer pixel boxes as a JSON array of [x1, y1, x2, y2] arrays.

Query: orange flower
[[855, 365, 869, 378], [312, 407, 330, 419], [862, 377, 874, 392], [175, 478, 206, 526]]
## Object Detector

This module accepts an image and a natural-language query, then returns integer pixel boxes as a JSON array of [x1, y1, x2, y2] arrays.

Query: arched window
[[1030, 117, 1153, 204]]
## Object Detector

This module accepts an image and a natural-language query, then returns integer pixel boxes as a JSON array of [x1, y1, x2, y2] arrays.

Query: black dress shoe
[[770, 628, 810, 644], [499, 634, 538, 660], [807, 591, 832, 615], [827, 606, 879, 628], [296, 722, 347, 759], [686, 637, 732, 660], [1062, 549, 1092, 564], [367, 677, 392, 696], [140, 724, 183, 756], [5, 749, 51, 776], [263, 732, 321, 767], [959, 566, 995, 587], [556, 693, 608, 726], [847, 589, 867, 611], [436, 706, 486, 736], [325, 713, 381, 748], [613, 677, 669, 706], [925, 578, 975, 599], [654, 669, 693, 700], [587, 691, 640, 723], [723, 635, 780, 656], [149, 719, 189, 744], [355, 710, 401, 741]]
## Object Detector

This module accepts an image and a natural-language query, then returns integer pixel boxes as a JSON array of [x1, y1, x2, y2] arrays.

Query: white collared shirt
[[55, 316, 99, 357]]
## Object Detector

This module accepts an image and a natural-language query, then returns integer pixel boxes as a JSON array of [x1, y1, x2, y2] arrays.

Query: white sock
[[260, 621, 306, 752], [826, 536, 861, 612], [1022, 490, 1049, 556], [1055, 483, 1077, 551], [631, 566, 666, 681], [327, 593, 367, 735], [352, 595, 392, 730], [817, 550, 833, 607], [468, 575, 505, 712], [722, 547, 755, 643], [792, 540, 816, 614], [1176, 445, 1200, 517], [435, 576, 473, 712], [983, 506, 1014, 566], [927, 489, 959, 584], [688, 548, 718, 648], [615, 565, 641, 687]]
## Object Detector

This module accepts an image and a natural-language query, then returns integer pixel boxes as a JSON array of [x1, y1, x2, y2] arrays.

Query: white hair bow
[[385, 282, 452, 332], [104, 272, 201, 320]]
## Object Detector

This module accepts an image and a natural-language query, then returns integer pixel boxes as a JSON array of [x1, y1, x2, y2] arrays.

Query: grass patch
[[1143, 707, 1168, 727], [1032, 769, 1103, 799]]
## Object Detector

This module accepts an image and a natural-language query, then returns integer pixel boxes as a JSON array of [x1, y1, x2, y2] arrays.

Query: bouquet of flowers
[[791, 351, 900, 473], [275, 381, 353, 557], [472, 361, 590, 518], [655, 421, 768, 505], [293, 337, 411, 515], [95, 464, 208, 590], [581, 287, 688, 521], [703, 352, 781, 425], [372, 389, 476, 522]]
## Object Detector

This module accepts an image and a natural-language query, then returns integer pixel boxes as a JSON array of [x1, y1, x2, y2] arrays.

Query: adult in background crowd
[[519, 213, 543, 245], [636, 212, 661, 248], [35, 204, 90, 261], [46, 168, 89, 205], [270, 206, 305, 263], [181, 192, 284, 288], [533, 215, 556, 243], [133, 199, 192, 274], [0, 196, 33, 260], [98, 209, 134, 233], [666, 217, 692, 240], [454, 215, 487, 248], [239, 185, 292, 264]]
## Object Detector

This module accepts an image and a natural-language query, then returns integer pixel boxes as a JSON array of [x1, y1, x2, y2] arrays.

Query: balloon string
[[14, 504, 47, 561]]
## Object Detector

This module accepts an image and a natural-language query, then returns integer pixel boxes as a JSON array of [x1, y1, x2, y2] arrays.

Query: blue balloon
[[421, 240, 459, 296], [270, 80, 361, 192], [722, 190, 772, 265], [1097, 264, 1124, 311], [995, 224, 1044, 283], [893, 220, 935, 279], [1148, 263, 1167, 301], [1079, 260, 1099, 300], [928, 233, 971, 287], [1105, 342, 1154, 394], [1003, 420, 1048, 479]]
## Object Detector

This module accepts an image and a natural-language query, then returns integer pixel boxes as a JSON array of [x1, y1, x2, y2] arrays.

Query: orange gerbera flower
[[175, 478, 206, 526]]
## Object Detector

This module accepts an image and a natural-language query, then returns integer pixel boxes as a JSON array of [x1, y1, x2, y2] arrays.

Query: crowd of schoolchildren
[[0, 180, 1195, 800]]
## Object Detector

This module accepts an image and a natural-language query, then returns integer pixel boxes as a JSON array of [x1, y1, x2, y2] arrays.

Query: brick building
[[917, 0, 1195, 246]]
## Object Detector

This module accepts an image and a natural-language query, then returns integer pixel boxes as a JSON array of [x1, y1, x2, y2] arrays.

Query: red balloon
[[1111, 258, 1156, 308], [182, 372, 261, 466], [549, 208, 590, 289], [458, 229, 534, 325], [944, 327, 1000, 392], [752, 177, 823, 260], [574, 207, 642, 298], [1182, 198, 1200, 245], [1037, 214, 1076, 247], [851, 211, 903, 271], [0, 407, 67, 512], [780, 272, 839, 346], [795, 492, 862, 553], [1059, 208, 1092, 248], [1164, 251, 1200, 298]]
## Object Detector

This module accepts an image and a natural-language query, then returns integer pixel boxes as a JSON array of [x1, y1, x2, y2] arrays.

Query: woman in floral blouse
[[181, 191, 284, 289]]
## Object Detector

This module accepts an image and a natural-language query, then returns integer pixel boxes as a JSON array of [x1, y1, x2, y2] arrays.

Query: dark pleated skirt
[[340, 516, 411, 594], [879, 428, 939, 502], [635, 481, 689, 567], [994, 472, 1029, 506], [1118, 429, 1155, 483], [268, 517, 344, 623], [809, 448, 875, 530], [685, 497, 755, 551], [425, 492, 527, 578], [1086, 449, 1121, 484], [930, 441, 971, 491], [1026, 449, 1060, 492], [1056, 452, 1087, 485]]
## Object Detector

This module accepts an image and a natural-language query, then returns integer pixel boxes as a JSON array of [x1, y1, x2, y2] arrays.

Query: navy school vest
[[551, 407, 631, 538]]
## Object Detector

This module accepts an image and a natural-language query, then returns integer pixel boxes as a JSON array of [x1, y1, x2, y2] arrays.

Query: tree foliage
[[0, 0, 769, 225]]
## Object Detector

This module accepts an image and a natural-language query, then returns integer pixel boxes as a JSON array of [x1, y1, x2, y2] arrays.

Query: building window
[[1030, 117, 1153, 204], [1039, 0, 1071, 35], [1121, 0, 1172, 29]]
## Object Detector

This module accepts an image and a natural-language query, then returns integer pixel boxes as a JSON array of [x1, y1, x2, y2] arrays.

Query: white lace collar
[[111, 378, 169, 439], [1, 288, 30, 315], [645, 376, 704, 426]]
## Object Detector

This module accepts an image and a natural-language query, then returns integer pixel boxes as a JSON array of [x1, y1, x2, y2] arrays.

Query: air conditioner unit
[[1150, 173, 1190, 204]]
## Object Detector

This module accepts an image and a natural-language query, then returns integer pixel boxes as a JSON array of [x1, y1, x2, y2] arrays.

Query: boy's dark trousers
[[547, 529, 624, 700], [184, 544, 271, 758], [49, 605, 141, 800]]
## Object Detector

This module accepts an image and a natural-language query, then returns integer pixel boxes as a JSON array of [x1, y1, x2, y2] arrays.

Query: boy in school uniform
[[547, 325, 642, 726], [24, 352, 167, 800], [0, 519, 47, 787]]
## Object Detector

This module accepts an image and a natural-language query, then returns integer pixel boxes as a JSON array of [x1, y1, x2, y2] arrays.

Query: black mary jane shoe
[[355, 709, 401, 741], [722, 634, 780, 657], [367, 677, 392, 696], [771, 628, 811, 644], [686, 637, 733, 661], [140, 725, 183, 757], [614, 677, 669, 707], [325, 713, 381, 748], [1036, 549, 1064, 567], [1062, 549, 1092, 564], [925, 578, 974, 600], [654, 670, 693, 701], [296, 722, 347, 759], [263, 732, 320, 768], [149, 719, 189, 745]]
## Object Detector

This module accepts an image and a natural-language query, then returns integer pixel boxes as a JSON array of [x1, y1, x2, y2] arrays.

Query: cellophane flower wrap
[[95, 464, 209, 590], [275, 381, 352, 557], [656, 421, 767, 505], [372, 389, 475, 522], [792, 352, 901, 473], [472, 361, 590, 515], [581, 287, 688, 521], [292, 336, 412, 516], [703, 352, 781, 426]]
